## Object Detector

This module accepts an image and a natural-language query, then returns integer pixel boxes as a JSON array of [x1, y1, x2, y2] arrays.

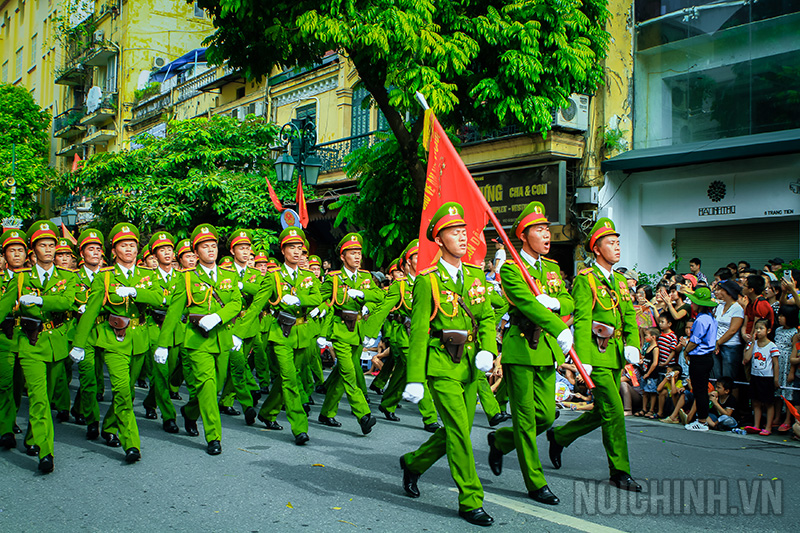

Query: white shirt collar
[[199, 263, 217, 279], [6, 268, 14, 279], [438, 258, 463, 282], [284, 263, 298, 278], [519, 249, 542, 270], [343, 266, 357, 280], [235, 262, 247, 275], [36, 263, 55, 281], [83, 265, 97, 282], [158, 266, 172, 281], [408, 273, 416, 282], [117, 263, 135, 278], [595, 263, 613, 281]]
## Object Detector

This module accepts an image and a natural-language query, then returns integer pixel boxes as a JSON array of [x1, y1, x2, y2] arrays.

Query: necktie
[[42, 272, 49, 286], [240, 269, 245, 280], [456, 270, 464, 293], [211, 270, 216, 283]]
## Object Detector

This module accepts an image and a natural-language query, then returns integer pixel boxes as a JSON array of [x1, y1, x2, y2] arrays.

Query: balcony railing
[[457, 123, 525, 145], [53, 107, 87, 138], [129, 91, 172, 129], [176, 67, 218, 104], [316, 131, 386, 173]]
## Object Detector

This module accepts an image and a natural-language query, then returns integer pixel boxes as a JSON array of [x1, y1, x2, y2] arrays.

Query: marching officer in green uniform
[[0, 229, 27, 450], [0, 221, 78, 473], [364, 240, 440, 431], [71, 228, 106, 441], [367, 258, 402, 396], [154, 224, 243, 455], [399, 203, 498, 526], [486, 202, 574, 505], [547, 217, 643, 492], [254, 227, 319, 445], [141, 231, 182, 433], [318, 233, 381, 435], [70, 223, 165, 463], [50, 238, 77, 424]]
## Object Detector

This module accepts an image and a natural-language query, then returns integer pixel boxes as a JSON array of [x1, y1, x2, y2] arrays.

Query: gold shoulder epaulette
[[543, 257, 558, 264], [99, 266, 115, 272], [358, 269, 371, 274], [328, 270, 341, 276], [419, 266, 437, 276], [464, 263, 482, 273], [17, 267, 32, 273], [56, 266, 78, 273], [267, 266, 281, 273], [579, 267, 593, 275], [219, 265, 235, 272]]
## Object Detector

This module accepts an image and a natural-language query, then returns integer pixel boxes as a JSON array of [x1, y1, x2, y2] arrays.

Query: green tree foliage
[[332, 133, 421, 267], [64, 115, 313, 247], [0, 84, 56, 221], [197, 0, 611, 196]]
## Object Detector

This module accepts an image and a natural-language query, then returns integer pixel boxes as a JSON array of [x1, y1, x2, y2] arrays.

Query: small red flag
[[265, 176, 285, 213], [71, 153, 82, 172], [417, 109, 491, 270], [61, 223, 78, 245], [296, 178, 309, 228]]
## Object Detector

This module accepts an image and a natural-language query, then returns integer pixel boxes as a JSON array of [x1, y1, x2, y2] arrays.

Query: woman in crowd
[[714, 280, 745, 381], [683, 287, 718, 432]]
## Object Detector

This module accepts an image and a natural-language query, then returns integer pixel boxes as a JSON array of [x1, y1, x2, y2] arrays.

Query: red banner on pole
[[61, 223, 78, 245], [265, 176, 285, 213], [71, 153, 82, 173], [296, 178, 309, 228]]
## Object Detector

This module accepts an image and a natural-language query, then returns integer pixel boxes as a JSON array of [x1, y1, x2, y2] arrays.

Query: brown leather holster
[[19, 317, 42, 346], [432, 329, 469, 364], [591, 321, 616, 353], [187, 313, 209, 338], [1, 317, 15, 340], [274, 310, 297, 338], [149, 309, 167, 327], [335, 309, 360, 333], [510, 314, 542, 350], [108, 314, 130, 342]]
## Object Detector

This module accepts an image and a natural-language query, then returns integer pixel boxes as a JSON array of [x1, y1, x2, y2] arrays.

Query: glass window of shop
[[633, 1, 800, 149]]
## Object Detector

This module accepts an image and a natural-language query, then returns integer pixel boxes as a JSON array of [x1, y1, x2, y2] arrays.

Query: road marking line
[[450, 489, 625, 533]]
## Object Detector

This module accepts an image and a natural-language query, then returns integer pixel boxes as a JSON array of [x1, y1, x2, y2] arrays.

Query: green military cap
[[401, 239, 420, 266], [108, 222, 140, 246], [219, 256, 234, 268], [302, 239, 310, 254], [1, 228, 27, 250], [191, 224, 219, 250], [308, 255, 321, 267], [337, 232, 363, 255], [78, 228, 104, 250], [55, 238, 75, 256], [149, 231, 175, 252], [229, 228, 252, 250], [279, 226, 305, 248], [176, 238, 191, 257], [512, 201, 549, 239], [586, 217, 619, 253], [27, 220, 59, 246], [267, 257, 279, 269], [426, 202, 466, 241], [387, 258, 401, 274], [253, 249, 268, 263]]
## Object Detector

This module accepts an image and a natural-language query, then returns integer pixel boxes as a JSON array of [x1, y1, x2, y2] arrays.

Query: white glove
[[309, 307, 320, 318], [19, 294, 43, 306], [69, 347, 85, 363], [556, 329, 574, 355], [363, 336, 377, 348], [281, 294, 301, 306], [475, 350, 494, 372], [198, 313, 222, 332], [319, 308, 327, 318], [78, 304, 86, 314], [361, 305, 370, 316], [536, 293, 561, 311], [154, 346, 168, 365], [347, 289, 364, 299], [231, 335, 243, 352], [624, 346, 641, 365], [316, 337, 328, 349], [580, 364, 593, 377], [238, 282, 244, 290], [115, 286, 137, 298], [402, 382, 425, 404]]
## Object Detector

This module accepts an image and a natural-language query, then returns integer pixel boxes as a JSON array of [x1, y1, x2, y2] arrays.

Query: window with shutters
[[15, 48, 23, 80], [351, 84, 370, 150], [31, 34, 38, 67], [2, 61, 7, 83]]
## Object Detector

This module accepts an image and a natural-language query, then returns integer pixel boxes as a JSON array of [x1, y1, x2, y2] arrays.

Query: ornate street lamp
[[275, 117, 322, 186]]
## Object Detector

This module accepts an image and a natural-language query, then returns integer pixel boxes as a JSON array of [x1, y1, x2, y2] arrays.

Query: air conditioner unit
[[93, 30, 104, 43], [551, 94, 589, 132], [87, 125, 98, 135], [153, 56, 167, 69], [238, 106, 247, 122], [254, 102, 265, 116]]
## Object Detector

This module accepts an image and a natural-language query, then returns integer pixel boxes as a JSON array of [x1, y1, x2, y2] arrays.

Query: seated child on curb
[[639, 328, 660, 418], [706, 376, 738, 430], [657, 364, 684, 419]]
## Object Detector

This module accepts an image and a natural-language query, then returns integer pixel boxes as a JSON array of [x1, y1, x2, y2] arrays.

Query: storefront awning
[[602, 128, 800, 173]]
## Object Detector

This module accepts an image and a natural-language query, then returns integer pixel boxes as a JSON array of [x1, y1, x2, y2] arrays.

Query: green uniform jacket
[[488, 283, 509, 330], [265, 264, 321, 348], [321, 269, 384, 344], [406, 262, 497, 384], [73, 265, 164, 355], [572, 266, 640, 369], [500, 257, 574, 366], [0, 270, 21, 352], [158, 265, 243, 353], [0, 266, 78, 361], [73, 266, 100, 347], [232, 264, 274, 340], [145, 268, 185, 348], [363, 276, 413, 346]]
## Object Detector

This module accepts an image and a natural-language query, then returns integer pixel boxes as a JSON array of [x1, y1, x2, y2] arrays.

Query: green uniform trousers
[[20, 358, 61, 459], [372, 350, 394, 390], [102, 351, 145, 435], [101, 351, 143, 451], [477, 373, 502, 422], [182, 349, 227, 443], [169, 350, 184, 395], [219, 337, 256, 410], [257, 342, 309, 436], [143, 346, 178, 421], [494, 364, 555, 491], [403, 376, 483, 512], [94, 350, 106, 398], [72, 343, 101, 425], [320, 341, 370, 419], [551, 366, 630, 475], [49, 358, 72, 413], [0, 350, 19, 435], [379, 345, 437, 425], [250, 333, 271, 391]]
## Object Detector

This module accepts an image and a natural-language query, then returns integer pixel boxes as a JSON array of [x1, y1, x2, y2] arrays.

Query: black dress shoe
[[206, 440, 222, 455], [125, 448, 141, 463], [609, 473, 642, 492], [250, 390, 262, 404], [359, 413, 377, 435], [13, 424, 21, 434], [379, 405, 400, 421], [423, 422, 441, 433], [169, 392, 182, 401], [244, 407, 257, 426], [71, 409, 86, 425], [458, 507, 494, 526], [38, 454, 54, 474], [257, 415, 283, 430], [294, 432, 310, 446], [181, 406, 199, 436], [302, 403, 311, 416], [487, 431, 503, 476], [56, 410, 70, 423], [318, 415, 342, 427], [547, 428, 562, 470], [529, 485, 560, 505], [314, 385, 327, 395], [163, 419, 179, 434], [144, 408, 158, 420], [369, 383, 384, 395], [25, 444, 40, 456], [0, 432, 16, 450], [400, 455, 420, 498], [101, 431, 121, 448], [86, 422, 100, 441], [136, 379, 148, 389], [489, 411, 512, 427], [219, 405, 240, 416]]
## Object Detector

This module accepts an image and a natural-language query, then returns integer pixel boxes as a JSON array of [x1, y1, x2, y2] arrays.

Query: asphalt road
[[1, 373, 798, 532]]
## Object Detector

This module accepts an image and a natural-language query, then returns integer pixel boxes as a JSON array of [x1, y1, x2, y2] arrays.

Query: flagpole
[[415, 92, 594, 389]]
